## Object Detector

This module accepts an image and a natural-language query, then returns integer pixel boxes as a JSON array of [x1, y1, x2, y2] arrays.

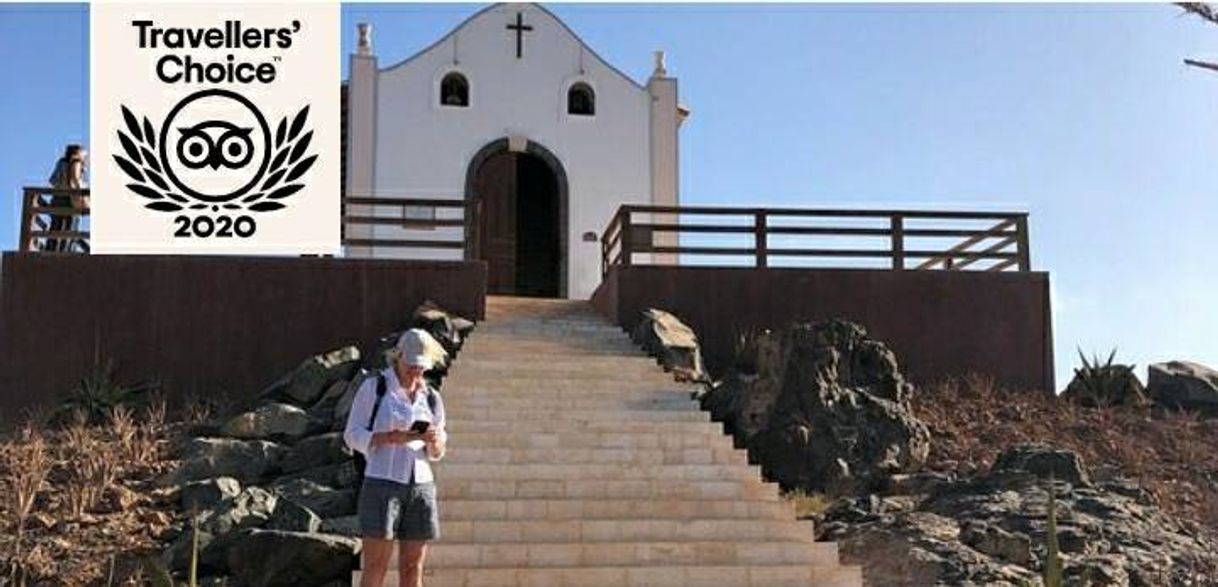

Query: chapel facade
[[343, 3, 687, 299]]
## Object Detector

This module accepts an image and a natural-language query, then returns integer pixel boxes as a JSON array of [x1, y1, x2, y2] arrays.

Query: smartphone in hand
[[410, 420, 431, 434]]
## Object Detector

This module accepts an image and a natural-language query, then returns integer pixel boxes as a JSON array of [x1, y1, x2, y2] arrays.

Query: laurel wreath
[[114, 104, 317, 213]]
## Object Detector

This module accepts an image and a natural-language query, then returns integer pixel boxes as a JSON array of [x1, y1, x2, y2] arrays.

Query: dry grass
[[0, 398, 188, 586], [914, 374, 1218, 534], [784, 489, 833, 519]]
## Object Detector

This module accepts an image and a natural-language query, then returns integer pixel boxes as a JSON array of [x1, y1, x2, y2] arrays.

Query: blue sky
[[0, 3, 88, 246], [339, 3, 1218, 388], [1, 4, 1216, 389]]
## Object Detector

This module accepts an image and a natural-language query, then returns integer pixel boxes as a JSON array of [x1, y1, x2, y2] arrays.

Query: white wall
[[363, 3, 653, 298]]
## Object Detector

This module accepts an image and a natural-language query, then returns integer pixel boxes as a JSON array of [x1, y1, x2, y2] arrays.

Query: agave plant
[[59, 360, 159, 424], [1065, 348, 1147, 408]]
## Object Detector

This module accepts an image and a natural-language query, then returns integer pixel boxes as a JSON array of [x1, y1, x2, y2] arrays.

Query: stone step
[[428, 518, 816, 544], [445, 446, 747, 466], [377, 540, 839, 569], [438, 499, 797, 521], [462, 339, 643, 353], [446, 420, 726, 436], [452, 356, 662, 369], [358, 564, 862, 587], [439, 479, 780, 501], [444, 408, 710, 423], [443, 380, 691, 393], [441, 396, 697, 411], [447, 366, 671, 380], [451, 431, 735, 450], [435, 463, 762, 482], [441, 386, 693, 399]]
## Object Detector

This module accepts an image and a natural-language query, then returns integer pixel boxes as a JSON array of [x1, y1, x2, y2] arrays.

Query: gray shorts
[[358, 478, 440, 541]]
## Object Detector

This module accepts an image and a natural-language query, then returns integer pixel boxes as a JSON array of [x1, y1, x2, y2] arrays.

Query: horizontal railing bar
[[620, 204, 1027, 220], [987, 258, 1020, 272], [634, 223, 756, 234], [765, 226, 891, 236], [343, 216, 465, 228], [635, 246, 761, 256], [344, 196, 467, 208], [901, 228, 1017, 238], [27, 207, 91, 216], [22, 187, 91, 197], [341, 238, 464, 249], [28, 230, 90, 239]]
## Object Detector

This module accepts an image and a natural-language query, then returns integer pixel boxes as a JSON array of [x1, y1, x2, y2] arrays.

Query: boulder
[[226, 529, 360, 587], [702, 319, 928, 492], [220, 403, 318, 442], [181, 477, 242, 512], [260, 346, 361, 407], [991, 443, 1090, 487], [277, 460, 360, 490], [1061, 360, 1149, 408], [267, 499, 322, 533], [631, 308, 707, 382], [172, 438, 288, 485], [197, 487, 278, 536], [1148, 360, 1218, 413], [270, 478, 357, 519], [279, 432, 350, 474], [320, 515, 361, 537], [307, 380, 352, 426], [411, 299, 475, 356]]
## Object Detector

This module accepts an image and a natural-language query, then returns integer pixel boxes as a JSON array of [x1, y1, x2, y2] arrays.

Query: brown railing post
[[19, 188, 34, 252], [754, 211, 767, 268], [1015, 215, 1031, 271], [619, 208, 633, 267], [891, 214, 905, 270]]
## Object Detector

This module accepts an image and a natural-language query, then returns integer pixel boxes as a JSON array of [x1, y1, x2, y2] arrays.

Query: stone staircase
[[353, 296, 862, 587]]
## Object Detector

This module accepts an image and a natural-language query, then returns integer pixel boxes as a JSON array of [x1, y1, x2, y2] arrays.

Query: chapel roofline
[[371, 2, 649, 91]]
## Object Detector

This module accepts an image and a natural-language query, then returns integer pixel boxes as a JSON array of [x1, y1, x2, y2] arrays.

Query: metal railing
[[342, 196, 474, 252], [19, 187, 90, 253], [601, 204, 1031, 275]]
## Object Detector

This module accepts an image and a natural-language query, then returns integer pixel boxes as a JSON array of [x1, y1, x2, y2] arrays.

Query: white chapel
[[342, 3, 687, 299]]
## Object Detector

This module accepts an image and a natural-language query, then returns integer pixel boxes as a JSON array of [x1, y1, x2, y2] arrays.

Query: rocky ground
[[636, 310, 1218, 586], [0, 300, 472, 587]]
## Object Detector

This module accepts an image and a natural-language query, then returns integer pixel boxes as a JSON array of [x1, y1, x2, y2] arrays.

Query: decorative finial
[[652, 50, 667, 77], [357, 23, 372, 56]]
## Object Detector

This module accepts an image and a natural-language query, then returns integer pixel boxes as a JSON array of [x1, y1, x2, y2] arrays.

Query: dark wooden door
[[475, 153, 517, 294]]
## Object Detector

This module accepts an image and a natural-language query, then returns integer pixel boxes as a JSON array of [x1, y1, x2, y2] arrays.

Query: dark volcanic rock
[[171, 438, 288, 485], [226, 529, 359, 587], [817, 445, 1218, 586], [412, 299, 475, 356], [259, 346, 361, 407], [1148, 360, 1218, 413], [701, 319, 928, 492]]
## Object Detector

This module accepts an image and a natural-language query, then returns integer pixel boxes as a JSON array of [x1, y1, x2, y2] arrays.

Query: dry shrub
[[0, 404, 182, 586], [915, 374, 1218, 533]]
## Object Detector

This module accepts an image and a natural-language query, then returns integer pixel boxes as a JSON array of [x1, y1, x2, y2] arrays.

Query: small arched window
[[567, 82, 595, 116], [440, 72, 469, 107]]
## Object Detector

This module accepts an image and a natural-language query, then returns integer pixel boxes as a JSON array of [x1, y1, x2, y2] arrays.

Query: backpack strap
[[365, 372, 387, 431], [427, 386, 439, 412]]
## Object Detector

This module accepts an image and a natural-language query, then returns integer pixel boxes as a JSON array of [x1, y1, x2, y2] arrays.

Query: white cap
[[395, 328, 433, 369]]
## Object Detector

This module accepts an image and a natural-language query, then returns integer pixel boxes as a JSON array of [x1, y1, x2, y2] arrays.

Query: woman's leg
[[397, 541, 428, 587], [360, 537, 394, 587]]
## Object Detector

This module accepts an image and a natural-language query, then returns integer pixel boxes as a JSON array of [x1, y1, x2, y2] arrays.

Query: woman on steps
[[344, 329, 448, 587]]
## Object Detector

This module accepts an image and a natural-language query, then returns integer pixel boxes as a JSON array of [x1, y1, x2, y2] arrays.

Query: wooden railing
[[601, 205, 1031, 275], [19, 187, 90, 253], [342, 196, 473, 252]]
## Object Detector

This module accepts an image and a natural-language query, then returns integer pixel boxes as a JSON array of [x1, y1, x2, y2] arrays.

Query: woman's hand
[[371, 429, 425, 448]]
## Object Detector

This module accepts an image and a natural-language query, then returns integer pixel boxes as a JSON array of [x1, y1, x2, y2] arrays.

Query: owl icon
[[176, 121, 256, 171], [158, 89, 272, 203]]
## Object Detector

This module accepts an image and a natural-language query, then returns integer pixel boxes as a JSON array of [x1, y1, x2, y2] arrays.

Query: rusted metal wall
[[0, 254, 486, 421], [592, 265, 1054, 393]]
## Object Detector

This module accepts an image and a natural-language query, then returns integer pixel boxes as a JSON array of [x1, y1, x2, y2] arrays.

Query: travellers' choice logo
[[93, 6, 339, 253], [116, 90, 316, 237]]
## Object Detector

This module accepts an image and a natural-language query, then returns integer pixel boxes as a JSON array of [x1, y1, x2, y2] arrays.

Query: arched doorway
[[465, 139, 567, 298]]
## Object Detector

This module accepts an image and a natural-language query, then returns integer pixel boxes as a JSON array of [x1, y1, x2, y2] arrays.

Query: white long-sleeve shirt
[[343, 367, 447, 484]]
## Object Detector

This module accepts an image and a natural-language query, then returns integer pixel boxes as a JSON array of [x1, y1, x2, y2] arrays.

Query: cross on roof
[[506, 12, 533, 59]]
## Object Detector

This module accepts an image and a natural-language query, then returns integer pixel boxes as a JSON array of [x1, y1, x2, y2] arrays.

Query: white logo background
[[91, 3, 339, 254]]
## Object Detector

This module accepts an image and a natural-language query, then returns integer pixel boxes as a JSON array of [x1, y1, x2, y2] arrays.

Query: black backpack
[[352, 372, 440, 482]]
